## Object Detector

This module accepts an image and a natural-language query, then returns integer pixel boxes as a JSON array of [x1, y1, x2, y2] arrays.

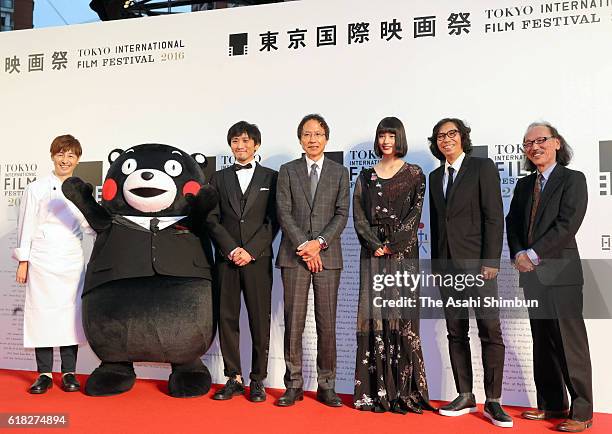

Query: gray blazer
[[275, 156, 349, 269]]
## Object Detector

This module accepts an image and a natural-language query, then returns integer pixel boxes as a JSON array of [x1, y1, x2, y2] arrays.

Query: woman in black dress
[[353, 117, 433, 413]]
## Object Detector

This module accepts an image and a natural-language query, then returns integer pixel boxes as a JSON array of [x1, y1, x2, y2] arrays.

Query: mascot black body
[[62, 144, 218, 398]]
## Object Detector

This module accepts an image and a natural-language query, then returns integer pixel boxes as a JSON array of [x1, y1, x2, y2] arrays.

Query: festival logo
[[2, 162, 38, 207], [229, 33, 249, 56]]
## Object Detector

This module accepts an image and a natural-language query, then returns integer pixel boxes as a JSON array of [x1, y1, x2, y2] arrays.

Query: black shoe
[[61, 373, 80, 392], [484, 402, 513, 428], [438, 394, 477, 416], [249, 380, 266, 403], [316, 388, 343, 407], [29, 375, 53, 394], [212, 378, 245, 400], [276, 388, 304, 407]]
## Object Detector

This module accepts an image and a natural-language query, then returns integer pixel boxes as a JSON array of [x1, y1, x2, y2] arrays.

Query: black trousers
[[439, 269, 505, 399], [35, 345, 78, 373], [523, 280, 593, 421], [217, 258, 272, 382]]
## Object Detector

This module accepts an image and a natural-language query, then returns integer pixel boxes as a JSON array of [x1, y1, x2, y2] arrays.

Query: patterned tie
[[527, 173, 543, 245], [445, 167, 455, 201], [310, 163, 319, 201]]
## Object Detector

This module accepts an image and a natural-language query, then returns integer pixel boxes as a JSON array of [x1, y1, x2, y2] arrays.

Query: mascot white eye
[[121, 158, 138, 175], [164, 160, 183, 177]]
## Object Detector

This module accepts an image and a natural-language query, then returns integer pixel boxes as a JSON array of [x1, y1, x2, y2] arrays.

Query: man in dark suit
[[428, 118, 512, 427], [206, 121, 279, 402], [275, 114, 349, 407], [506, 122, 592, 432]]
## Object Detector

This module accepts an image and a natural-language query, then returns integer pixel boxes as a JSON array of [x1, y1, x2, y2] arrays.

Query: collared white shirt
[[124, 215, 185, 231], [443, 152, 466, 195], [235, 159, 257, 193], [305, 154, 325, 176]]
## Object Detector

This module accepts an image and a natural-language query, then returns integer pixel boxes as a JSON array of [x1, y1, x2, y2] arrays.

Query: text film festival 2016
[[1, 0, 611, 418]]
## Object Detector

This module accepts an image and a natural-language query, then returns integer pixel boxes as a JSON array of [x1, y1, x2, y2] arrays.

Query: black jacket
[[206, 164, 279, 261], [429, 155, 504, 271], [84, 216, 214, 295], [506, 165, 587, 287]]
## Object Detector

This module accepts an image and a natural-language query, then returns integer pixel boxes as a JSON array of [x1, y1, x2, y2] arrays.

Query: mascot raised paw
[[62, 144, 218, 398]]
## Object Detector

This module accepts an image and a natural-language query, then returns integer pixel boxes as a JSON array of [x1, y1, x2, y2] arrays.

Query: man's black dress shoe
[[484, 402, 513, 428], [438, 394, 477, 416], [249, 380, 266, 403], [316, 388, 343, 407], [213, 378, 245, 400], [276, 388, 304, 407], [61, 373, 80, 392], [29, 375, 53, 394]]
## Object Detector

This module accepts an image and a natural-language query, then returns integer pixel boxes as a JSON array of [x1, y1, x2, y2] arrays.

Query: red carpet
[[1, 369, 610, 434]]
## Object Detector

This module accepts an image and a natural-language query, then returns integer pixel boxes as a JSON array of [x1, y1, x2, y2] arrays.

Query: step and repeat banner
[[1, 0, 611, 411]]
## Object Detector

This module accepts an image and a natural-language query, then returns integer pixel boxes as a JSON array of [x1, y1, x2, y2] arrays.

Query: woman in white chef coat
[[14, 134, 90, 394]]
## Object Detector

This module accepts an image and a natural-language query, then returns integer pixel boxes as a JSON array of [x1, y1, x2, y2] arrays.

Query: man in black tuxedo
[[206, 121, 279, 402], [275, 114, 349, 407], [428, 118, 512, 428], [506, 122, 592, 432]]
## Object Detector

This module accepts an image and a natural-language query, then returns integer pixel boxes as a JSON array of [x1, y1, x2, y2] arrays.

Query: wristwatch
[[317, 236, 328, 250]]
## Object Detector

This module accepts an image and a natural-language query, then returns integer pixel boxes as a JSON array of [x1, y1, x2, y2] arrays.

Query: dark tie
[[150, 217, 160, 233], [310, 163, 319, 201], [528, 173, 543, 245], [233, 163, 252, 171], [445, 167, 455, 201]]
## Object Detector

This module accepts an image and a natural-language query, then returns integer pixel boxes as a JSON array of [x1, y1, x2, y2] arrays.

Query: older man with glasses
[[506, 122, 593, 432]]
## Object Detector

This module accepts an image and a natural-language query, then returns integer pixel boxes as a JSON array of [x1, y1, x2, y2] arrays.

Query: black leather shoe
[[249, 380, 266, 403], [276, 388, 304, 407], [213, 378, 245, 400], [316, 388, 343, 407], [61, 373, 80, 392], [484, 402, 513, 428], [438, 394, 477, 416], [29, 375, 53, 394]]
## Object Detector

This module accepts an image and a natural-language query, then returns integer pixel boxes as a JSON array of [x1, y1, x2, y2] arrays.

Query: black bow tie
[[233, 163, 253, 171]]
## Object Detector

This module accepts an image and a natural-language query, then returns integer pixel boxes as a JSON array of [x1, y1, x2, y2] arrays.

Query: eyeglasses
[[522, 136, 553, 150], [301, 132, 326, 140], [436, 129, 459, 141]]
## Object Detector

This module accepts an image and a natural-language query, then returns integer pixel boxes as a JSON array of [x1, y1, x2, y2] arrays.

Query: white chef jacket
[[14, 173, 92, 348]]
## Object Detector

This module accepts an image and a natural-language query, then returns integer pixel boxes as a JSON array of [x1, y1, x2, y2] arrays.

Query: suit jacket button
[[240, 219, 245, 223]]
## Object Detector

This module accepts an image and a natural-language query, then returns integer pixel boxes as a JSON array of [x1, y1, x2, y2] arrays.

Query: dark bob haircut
[[523, 121, 573, 172], [50, 134, 82, 157], [373, 117, 408, 158], [428, 118, 473, 161], [227, 121, 261, 146], [297, 114, 330, 140]]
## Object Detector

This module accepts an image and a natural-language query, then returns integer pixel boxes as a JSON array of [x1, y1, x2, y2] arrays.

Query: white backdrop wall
[[1, 0, 611, 411]]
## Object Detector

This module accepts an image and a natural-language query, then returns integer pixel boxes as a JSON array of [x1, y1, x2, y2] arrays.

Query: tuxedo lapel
[[297, 157, 313, 209], [223, 168, 241, 216], [242, 164, 265, 216]]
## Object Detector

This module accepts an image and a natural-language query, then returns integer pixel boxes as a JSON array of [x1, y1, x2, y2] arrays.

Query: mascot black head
[[101, 144, 207, 216]]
